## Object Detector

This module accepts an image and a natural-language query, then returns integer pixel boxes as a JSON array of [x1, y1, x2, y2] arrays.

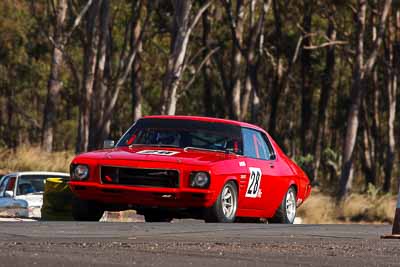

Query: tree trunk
[[241, 0, 256, 121], [360, 103, 376, 186], [88, 0, 110, 150], [161, 1, 193, 115], [338, 0, 366, 200], [41, 0, 67, 152], [268, 0, 283, 137], [241, 0, 270, 121], [131, 19, 143, 122], [250, 87, 261, 123], [383, 10, 398, 192], [338, 0, 391, 200], [77, 0, 101, 153], [300, 0, 313, 156], [369, 2, 380, 184], [312, 6, 336, 183], [5, 86, 16, 148], [90, 1, 149, 148], [202, 4, 213, 117], [229, 0, 244, 120]]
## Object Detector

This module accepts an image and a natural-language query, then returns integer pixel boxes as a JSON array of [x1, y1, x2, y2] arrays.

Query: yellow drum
[[41, 178, 73, 221]]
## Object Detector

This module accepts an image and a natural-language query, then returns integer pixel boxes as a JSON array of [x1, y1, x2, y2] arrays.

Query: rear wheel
[[269, 186, 297, 224], [72, 197, 104, 221], [205, 181, 238, 223], [143, 209, 173, 222]]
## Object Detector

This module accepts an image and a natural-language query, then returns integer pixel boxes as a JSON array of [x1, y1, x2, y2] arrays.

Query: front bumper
[[69, 181, 216, 208]]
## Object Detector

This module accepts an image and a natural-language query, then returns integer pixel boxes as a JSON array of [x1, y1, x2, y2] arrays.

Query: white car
[[0, 172, 70, 218]]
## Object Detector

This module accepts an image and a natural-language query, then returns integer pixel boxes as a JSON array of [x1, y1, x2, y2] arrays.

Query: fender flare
[[211, 175, 240, 202], [288, 180, 300, 206]]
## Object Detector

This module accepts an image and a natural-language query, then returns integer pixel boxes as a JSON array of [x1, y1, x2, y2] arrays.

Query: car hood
[[74, 146, 237, 166]]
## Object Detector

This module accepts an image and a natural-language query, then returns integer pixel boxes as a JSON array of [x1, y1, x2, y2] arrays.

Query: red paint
[[69, 116, 311, 219]]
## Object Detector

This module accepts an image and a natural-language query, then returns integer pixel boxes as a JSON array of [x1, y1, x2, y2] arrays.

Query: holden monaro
[[69, 116, 311, 223]]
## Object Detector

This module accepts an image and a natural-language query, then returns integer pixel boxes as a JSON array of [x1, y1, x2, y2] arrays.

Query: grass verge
[[297, 187, 397, 224], [0, 146, 73, 174]]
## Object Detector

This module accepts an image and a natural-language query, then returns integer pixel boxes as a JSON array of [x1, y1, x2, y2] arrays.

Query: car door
[[259, 133, 293, 217], [0, 175, 17, 208], [0, 176, 16, 197], [240, 128, 274, 210]]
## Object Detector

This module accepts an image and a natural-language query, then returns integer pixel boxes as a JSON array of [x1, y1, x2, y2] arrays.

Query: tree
[[201, 2, 214, 117], [221, 0, 271, 121], [77, 0, 102, 152], [300, 0, 314, 156], [242, 0, 270, 122], [338, 0, 392, 200], [77, 0, 150, 151], [312, 3, 337, 183], [160, 0, 212, 115], [41, 0, 67, 152], [131, 12, 143, 122], [383, 8, 398, 192], [41, 0, 93, 152]]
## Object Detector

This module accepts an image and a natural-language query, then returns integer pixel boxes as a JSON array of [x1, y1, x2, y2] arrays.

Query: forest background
[[0, 0, 399, 222]]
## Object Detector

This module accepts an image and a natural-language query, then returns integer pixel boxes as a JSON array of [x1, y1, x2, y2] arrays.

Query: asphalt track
[[0, 221, 398, 267]]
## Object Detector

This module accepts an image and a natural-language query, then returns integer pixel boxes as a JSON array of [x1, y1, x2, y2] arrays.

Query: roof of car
[[142, 115, 265, 132], [2, 171, 69, 177]]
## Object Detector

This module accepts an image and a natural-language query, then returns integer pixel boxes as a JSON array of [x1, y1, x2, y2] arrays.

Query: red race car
[[69, 116, 311, 223]]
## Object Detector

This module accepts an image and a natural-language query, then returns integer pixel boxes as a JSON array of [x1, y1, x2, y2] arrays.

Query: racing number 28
[[245, 167, 262, 198]]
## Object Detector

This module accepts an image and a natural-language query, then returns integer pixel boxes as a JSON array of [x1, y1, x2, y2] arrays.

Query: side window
[[17, 175, 46, 195], [0, 177, 15, 197], [0, 177, 10, 196], [242, 129, 258, 158], [262, 134, 276, 160], [242, 128, 274, 160]]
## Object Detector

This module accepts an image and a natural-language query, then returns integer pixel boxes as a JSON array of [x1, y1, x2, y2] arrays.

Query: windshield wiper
[[183, 146, 234, 154]]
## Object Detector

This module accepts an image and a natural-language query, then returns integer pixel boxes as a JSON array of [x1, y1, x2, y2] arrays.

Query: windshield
[[17, 175, 68, 195], [117, 118, 243, 154]]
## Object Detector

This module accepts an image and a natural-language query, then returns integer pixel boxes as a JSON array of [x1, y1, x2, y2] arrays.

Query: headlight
[[71, 164, 89, 180], [190, 172, 210, 188]]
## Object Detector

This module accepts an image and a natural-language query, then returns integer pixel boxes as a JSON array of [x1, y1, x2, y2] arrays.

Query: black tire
[[72, 197, 104, 221], [143, 209, 173, 222], [269, 186, 297, 224], [205, 181, 238, 223]]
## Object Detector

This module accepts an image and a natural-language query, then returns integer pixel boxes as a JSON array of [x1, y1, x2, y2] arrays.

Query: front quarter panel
[[210, 157, 248, 197]]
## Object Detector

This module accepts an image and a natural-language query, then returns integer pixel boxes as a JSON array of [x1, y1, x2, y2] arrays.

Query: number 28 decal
[[245, 167, 262, 198]]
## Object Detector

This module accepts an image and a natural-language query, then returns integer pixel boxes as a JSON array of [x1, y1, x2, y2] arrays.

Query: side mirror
[[4, 190, 14, 198], [103, 140, 115, 149]]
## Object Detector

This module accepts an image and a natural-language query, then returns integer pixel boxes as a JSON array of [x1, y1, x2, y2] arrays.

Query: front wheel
[[269, 186, 297, 224], [205, 181, 238, 223], [72, 197, 104, 221]]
